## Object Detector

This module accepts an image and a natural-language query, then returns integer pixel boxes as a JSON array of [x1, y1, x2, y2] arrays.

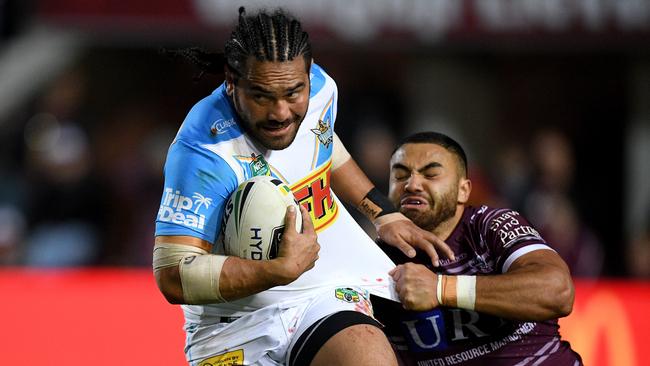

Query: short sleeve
[[479, 208, 554, 273], [155, 140, 238, 243]]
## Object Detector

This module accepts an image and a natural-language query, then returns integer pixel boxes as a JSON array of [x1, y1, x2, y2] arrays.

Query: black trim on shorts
[[287, 310, 382, 366]]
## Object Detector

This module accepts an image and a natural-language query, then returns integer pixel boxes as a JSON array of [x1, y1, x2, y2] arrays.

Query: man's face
[[227, 57, 310, 150], [388, 143, 469, 232]]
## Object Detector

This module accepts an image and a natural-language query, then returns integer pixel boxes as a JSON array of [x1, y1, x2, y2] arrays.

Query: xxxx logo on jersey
[[290, 160, 338, 232]]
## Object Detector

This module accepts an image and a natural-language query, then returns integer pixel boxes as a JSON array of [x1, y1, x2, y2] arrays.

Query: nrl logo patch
[[249, 153, 270, 176], [311, 119, 333, 148]]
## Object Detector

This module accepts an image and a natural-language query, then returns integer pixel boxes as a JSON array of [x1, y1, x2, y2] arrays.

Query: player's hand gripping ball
[[222, 176, 302, 260]]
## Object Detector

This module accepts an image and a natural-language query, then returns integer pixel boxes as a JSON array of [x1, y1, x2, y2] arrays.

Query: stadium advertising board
[[0, 270, 647, 365], [38, 0, 650, 43]]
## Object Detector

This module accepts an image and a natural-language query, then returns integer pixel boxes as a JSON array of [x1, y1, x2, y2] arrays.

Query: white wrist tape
[[437, 275, 477, 311], [456, 275, 477, 311], [153, 242, 228, 304], [331, 133, 351, 171], [436, 274, 443, 305]]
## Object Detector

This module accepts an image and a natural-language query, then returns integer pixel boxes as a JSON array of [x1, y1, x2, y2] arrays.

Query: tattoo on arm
[[359, 197, 383, 220], [359, 187, 397, 221]]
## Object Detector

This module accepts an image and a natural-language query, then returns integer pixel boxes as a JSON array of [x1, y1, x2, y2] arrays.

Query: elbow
[[546, 270, 575, 318], [154, 269, 185, 305], [162, 292, 184, 305], [158, 281, 184, 304], [556, 277, 575, 318]]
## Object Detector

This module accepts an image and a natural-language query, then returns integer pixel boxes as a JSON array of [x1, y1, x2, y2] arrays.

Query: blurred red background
[[0, 269, 648, 366]]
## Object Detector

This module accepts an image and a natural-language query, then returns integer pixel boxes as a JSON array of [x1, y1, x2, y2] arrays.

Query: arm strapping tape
[[437, 274, 476, 311], [153, 242, 227, 304], [153, 242, 207, 271], [332, 133, 351, 171]]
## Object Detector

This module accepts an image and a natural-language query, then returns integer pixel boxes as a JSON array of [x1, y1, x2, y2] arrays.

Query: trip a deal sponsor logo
[[158, 188, 212, 230]]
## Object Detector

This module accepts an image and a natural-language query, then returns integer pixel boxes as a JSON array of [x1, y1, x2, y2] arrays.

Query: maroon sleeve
[[477, 207, 551, 272]]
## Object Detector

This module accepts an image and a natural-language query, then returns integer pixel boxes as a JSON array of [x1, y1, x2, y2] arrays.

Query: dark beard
[[249, 123, 300, 150], [401, 184, 458, 232], [232, 90, 304, 150]]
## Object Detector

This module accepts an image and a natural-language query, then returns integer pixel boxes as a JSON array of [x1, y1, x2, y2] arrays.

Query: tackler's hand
[[375, 212, 455, 267], [390, 263, 440, 311]]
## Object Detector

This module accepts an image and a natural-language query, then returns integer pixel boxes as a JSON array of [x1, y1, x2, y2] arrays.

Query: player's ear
[[457, 178, 471, 204], [224, 69, 235, 97]]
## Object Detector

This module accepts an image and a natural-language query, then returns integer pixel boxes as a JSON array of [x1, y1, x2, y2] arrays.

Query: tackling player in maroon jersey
[[375, 131, 582, 365]]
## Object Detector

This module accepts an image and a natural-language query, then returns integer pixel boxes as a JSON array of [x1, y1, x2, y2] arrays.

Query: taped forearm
[[180, 254, 227, 304], [153, 243, 227, 304]]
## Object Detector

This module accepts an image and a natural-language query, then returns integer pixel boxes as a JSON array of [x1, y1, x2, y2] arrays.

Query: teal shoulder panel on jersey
[[176, 84, 244, 147], [308, 63, 337, 168], [310, 63, 327, 98], [155, 139, 238, 244]]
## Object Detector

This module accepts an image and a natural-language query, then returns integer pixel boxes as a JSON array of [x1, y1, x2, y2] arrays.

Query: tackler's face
[[227, 57, 310, 150], [388, 143, 468, 232]]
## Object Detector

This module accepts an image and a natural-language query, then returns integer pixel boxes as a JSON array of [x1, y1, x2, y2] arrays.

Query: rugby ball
[[222, 176, 302, 260]]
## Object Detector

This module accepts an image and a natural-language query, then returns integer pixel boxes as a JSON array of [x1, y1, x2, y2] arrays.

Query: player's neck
[[432, 205, 465, 241]]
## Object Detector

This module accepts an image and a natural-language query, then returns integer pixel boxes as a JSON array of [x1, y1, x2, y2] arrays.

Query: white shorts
[[185, 285, 377, 366]]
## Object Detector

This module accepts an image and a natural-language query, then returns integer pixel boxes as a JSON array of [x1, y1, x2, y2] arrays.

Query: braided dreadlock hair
[[165, 7, 312, 81]]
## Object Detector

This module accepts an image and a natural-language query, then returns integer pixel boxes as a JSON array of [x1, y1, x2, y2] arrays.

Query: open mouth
[[400, 196, 429, 209]]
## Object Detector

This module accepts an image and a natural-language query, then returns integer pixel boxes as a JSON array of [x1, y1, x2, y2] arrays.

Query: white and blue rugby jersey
[[156, 63, 397, 318]]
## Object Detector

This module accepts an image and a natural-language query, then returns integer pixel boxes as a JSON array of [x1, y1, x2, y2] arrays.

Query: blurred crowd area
[[0, 0, 649, 278]]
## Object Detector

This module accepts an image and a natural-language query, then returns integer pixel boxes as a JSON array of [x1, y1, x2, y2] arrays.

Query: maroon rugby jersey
[[374, 205, 582, 366]]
